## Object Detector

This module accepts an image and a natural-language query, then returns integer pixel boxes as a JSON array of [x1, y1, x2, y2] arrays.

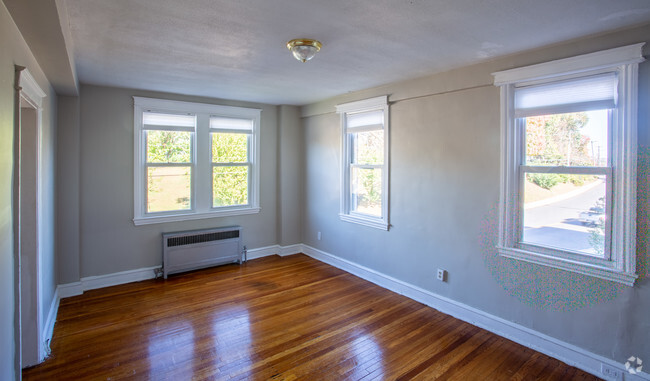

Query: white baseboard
[[57, 266, 160, 299], [279, 244, 304, 256], [301, 245, 649, 381], [246, 245, 281, 259], [82, 266, 160, 291], [57, 243, 298, 297], [245, 244, 304, 259], [57, 281, 83, 298], [51, 244, 647, 380]]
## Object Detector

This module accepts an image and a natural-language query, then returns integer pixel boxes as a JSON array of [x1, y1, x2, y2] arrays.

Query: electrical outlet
[[317, 231, 322, 240], [600, 364, 623, 381], [436, 269, 446, 282]]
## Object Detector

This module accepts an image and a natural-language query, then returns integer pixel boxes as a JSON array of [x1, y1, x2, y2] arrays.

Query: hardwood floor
[[23, 254, 600, 380]]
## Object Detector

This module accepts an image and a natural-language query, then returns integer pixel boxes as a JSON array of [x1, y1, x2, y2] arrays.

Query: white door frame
[[14, 66, 47, 369]]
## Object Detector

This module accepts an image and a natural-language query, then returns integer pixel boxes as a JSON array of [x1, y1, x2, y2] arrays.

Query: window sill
[[339, 213, 389, 231], [134, 207, 261, 226], [497, 245, 637, 286]]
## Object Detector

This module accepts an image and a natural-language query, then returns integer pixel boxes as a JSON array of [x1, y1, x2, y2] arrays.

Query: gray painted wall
[[20, 106, 39, 366], [1, 2, 58, 378], [56, 95, 80, 284], [5, 0, 648, 374], [75, 85, 279, 277], [300, 25, 650, 364], [277, 105, 303, 246]]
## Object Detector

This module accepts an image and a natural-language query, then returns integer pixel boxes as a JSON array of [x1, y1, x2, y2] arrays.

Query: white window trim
[[133, 97, 261, 225], [336, 96, 390, 230], [492, 43, 644, 286]]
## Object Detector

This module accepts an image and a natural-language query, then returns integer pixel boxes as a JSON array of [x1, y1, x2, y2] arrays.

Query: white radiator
[[162, 226, 243, 279]]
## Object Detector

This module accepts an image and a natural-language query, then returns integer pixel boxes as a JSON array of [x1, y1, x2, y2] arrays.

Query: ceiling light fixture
[[286, 39, 322, 62]]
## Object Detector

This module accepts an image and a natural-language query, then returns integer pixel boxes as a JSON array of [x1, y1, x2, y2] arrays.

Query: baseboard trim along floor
[[51, 244, 648, 381]]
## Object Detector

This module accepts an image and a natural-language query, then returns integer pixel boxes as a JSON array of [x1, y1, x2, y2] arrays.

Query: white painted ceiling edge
[[9, 0, 650, 105], [3, 0, 79, 96]]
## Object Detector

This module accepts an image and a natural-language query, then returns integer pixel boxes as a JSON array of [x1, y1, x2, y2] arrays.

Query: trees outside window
[[492, 43, 643, 285], [134, 97, 261, 225], [336, 96, 390, 230]]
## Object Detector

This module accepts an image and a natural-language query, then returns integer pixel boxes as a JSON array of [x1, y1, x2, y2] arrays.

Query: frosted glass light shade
[[287, 39, 322, 62], [291, 45, 318, 62]]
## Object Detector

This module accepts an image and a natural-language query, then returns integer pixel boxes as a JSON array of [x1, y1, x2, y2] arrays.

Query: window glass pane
[[147, 166, 191, 213], [525, 110, 609, 166], [522, 173, 606, 257], [210, 117, 253, 130], [351, 167, 382, 217], [352, 130, 384, 165], [143, 112, 195, 127], [213, 166, 248, 207], [146, 131, 192, 163], [212, 133, 248, 163]]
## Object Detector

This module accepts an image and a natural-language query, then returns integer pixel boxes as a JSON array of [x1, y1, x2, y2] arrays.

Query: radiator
[[162, 226, 243, 279]]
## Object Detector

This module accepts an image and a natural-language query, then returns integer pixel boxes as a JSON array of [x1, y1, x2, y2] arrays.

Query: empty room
[[1, 0, 649, 379]]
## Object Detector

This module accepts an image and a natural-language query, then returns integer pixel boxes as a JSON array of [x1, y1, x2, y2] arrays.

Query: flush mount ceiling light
[[287, 39, 322, 62]]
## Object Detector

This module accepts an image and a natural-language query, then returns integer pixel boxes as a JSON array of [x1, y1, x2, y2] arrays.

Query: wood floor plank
[[23, 254, 600, 380]]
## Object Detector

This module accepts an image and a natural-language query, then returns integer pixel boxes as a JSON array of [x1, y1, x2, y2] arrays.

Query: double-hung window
[[492, 44, 644, 285], [141, 112, 195, 214], [210, 117, 253, 207], [336, 96, 390, 230], [134, 97, 261, 225]]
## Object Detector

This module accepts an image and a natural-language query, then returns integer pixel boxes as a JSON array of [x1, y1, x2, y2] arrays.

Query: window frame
[[492, 44, 644, 285], [336, 96, 390, 230], [133, 97, 261, 225]]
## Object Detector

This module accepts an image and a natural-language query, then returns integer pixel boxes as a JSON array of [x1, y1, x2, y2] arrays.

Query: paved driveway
[[523, 180, 606, 256]]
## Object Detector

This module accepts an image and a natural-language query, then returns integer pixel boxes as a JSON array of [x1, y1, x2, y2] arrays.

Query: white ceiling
[[63, 0, 650, 105]]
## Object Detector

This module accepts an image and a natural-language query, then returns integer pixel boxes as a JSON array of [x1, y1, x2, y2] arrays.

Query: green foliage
[[363, 169, 382, 204], [526, 112, 592, 166], [527, 173, 596, 190], [567, 174, 592, 186], [350, 130, 383, 216], [354, 130, 384, 165], [145, 130, 192, 212], [527, 173, 562, 190], [146, 131, 191, 163], [145, 131, 251, 211], [213, 166, 248, 207], [588, 218, 605, 256], [211, 133, 250, 207], [354, 168, 382, 216], [588, 226, 605, 256], [586, 196, 606, 256], [212, 133, 248, 163]]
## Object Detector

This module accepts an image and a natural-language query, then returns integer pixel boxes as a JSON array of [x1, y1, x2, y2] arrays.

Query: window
[[133, 97, 261, 225], [210, 117, 253, 208], [492, 44, 644, 285], [336, 96, 389, 230]]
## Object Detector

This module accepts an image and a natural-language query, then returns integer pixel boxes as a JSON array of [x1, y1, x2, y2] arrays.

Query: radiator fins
[[167, 230, 240, 247]]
